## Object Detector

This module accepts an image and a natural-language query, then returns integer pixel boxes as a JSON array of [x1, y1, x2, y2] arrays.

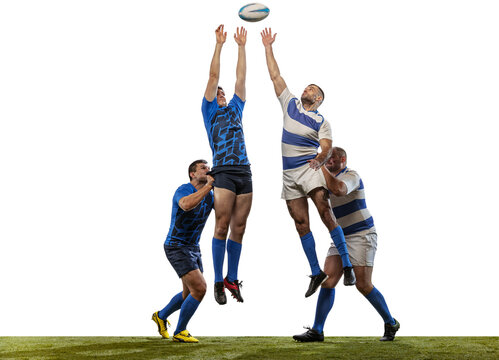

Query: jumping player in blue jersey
[[261, 28, 356, 298], [151, 160, 214, 343], [202, 25, 252, 305], [293, 147, 400, 342]]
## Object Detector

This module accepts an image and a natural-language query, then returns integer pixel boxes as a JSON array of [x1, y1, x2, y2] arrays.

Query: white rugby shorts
[[281, 164, 327, 200], [327, 227, 377, 267]]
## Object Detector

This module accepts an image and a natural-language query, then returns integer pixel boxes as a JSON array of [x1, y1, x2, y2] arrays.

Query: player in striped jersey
[[261, 28, 355, 298], [293, 147, 400, 342]]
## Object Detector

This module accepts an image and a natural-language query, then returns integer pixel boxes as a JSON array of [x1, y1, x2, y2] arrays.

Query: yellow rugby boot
[[172, 330, 199, 343], [151, 311, 170, 339]]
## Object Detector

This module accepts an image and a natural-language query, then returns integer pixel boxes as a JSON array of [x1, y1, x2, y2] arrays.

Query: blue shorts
[[164, 244, 203, 278], [209, 165, 252, 195]]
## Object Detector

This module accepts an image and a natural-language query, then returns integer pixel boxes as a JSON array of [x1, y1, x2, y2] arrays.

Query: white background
[[1, 0, 498, 336]]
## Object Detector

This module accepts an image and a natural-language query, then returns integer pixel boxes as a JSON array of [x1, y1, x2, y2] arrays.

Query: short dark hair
[[188, 159, 207, 180], [217, 86, 224, 92], [309, 83, 325, 102], [333, 147, 347, 161]]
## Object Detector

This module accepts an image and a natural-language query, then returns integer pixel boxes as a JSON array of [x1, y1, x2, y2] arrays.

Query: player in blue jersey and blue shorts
[[202, 25, 252, 305], [151, 160, 214, 343], [261, 28, 356, 298], [293, 147, 400, 342]]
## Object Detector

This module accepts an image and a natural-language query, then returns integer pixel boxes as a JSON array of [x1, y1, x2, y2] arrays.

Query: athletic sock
[[226, 239, 242, 282], [174, 294, 201, 335], [212, 237, 226, 283], [365, 286, 395, 325], [329, 226, 352, 268], [312, 288, 335, 333], [158, 291, 184, 320], [300, 232, 321, 276]]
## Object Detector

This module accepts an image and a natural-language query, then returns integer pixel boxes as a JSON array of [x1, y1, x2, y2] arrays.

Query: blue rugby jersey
[[278, 88, 332, 171], [201, 94, 250, 167], [165, 183, 213, 247], [330, 168, 375, 236]]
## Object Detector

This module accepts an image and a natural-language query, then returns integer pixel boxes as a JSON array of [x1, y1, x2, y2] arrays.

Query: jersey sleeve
[[201, 97, 218, 126], [341, 171, 361, 195], [277, 87, 294, 112], [173, 184, 194, 208], [228, 93, 245, 117], [318, 119, 332, 140]]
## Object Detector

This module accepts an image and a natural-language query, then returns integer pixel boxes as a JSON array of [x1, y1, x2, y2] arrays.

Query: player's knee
[[192, 282, 207, 300], [294, 222, 310, 236], [215, 223, 229, 238], [231, 222, 247, 237], [355, 281, 373, 296]]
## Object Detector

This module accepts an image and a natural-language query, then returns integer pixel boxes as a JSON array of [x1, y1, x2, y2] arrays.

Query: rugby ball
[[238, 3, 270, 22]]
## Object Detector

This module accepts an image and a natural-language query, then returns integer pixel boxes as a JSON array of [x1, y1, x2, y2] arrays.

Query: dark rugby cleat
[[214, 281, 227, 305], [293, 327, 324, 342], [305, 270, 328, 297], [343, 266, 356, 286], [224, 277, 244, 302], [380, 318, 400, 341]]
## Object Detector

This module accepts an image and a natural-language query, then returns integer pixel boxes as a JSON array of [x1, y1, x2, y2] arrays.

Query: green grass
[[1, 337, 498, 360]]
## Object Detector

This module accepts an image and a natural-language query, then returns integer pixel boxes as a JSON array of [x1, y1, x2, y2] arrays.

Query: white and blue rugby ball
[[238, 3, 270, 22]]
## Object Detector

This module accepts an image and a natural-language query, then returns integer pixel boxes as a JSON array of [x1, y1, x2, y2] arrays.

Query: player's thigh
[[322, 255, 343, 288], [286, 197, 309, 223], [230, 192, 252, 227], [214, 187, 237, 221], [309, 187, 337, 224]]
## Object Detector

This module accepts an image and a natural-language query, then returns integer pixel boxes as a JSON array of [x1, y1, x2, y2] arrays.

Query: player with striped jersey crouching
[[261, 28, 356, 298], [293, 147, 400, 342]]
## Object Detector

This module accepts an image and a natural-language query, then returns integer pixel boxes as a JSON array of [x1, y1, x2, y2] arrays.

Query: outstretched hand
[[260, 27, 276, 47], [234, 26, 247, 46], [215, 24, 227, 44]]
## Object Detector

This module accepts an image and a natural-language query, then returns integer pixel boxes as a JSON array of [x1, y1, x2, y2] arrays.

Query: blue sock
[[226, 239, 242, 282], [330, 226, 352, 268], [212, 237, 226, 283], [365, 286, 395, 325], [312, 288, 335, 333], [175, 294, 201, 335], [300, 232, 321, 276], [158, 291, 184, 320]]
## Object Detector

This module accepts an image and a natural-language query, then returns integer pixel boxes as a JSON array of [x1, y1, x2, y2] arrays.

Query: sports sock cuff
[[227, 239, 242, 249], [213, 237, 226, 245], [300, 232, 314, 241], [329, 226, 343, 238]]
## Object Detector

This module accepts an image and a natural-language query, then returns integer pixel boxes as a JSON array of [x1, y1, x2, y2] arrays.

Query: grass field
[[1, 337, 498, 360]]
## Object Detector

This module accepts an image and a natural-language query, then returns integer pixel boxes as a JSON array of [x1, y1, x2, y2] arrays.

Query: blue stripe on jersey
[[283, 154, 316, 170], [359, 178, 364, 190], [282, 128, 320, 148], [287, 99, 323, 132], [333, 199, 367, 219], [342, 217, 374, 236]]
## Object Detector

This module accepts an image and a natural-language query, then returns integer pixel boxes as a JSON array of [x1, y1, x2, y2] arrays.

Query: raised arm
[[204, 25, 227, 102], [234, 27, 247, 101], [260, 28, 287, 97], [321, 167, 348, 197], [308, 138, 333, 170], [179, 176, 215, 211]]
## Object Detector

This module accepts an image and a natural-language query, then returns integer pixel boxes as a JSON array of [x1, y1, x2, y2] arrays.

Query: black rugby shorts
[[209, 165, 252, 195]]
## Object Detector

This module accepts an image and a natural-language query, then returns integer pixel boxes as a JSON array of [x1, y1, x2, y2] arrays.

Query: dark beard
[[301, 95, 314, 107]]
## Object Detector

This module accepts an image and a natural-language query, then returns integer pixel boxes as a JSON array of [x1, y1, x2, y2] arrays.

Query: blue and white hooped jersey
[[330, 167, 375, 236], [201, 94, 250, 168], [278, 88, 332, 172], [165, 183, 213, 247]]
